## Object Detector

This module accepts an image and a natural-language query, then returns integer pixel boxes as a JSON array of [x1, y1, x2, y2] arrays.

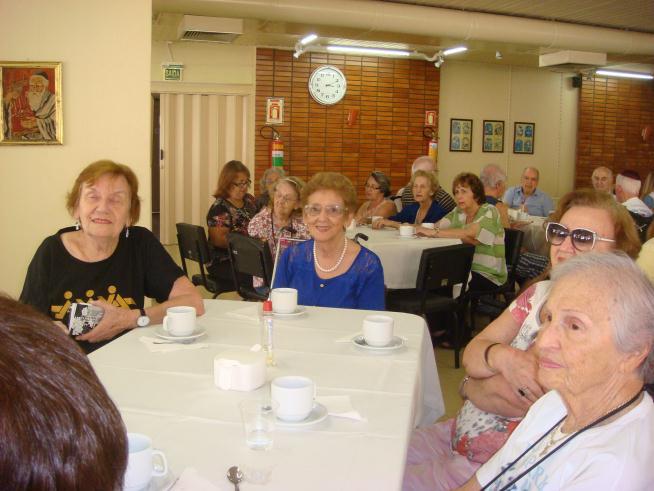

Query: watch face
[[308, 65, 347, 105], [137, 315, 150, 327]]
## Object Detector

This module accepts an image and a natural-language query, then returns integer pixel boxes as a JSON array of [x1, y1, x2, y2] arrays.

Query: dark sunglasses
[[545, 222, 616, 252]]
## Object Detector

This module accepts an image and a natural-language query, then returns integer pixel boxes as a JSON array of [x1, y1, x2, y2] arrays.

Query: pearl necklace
[[314, 237, 348, 273]]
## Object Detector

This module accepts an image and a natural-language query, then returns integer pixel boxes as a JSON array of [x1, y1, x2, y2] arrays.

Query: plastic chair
[[386, 244, 475, 368], [176, 223, 235, 298]]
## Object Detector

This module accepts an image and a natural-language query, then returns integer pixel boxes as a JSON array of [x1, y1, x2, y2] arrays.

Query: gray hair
[[550, 252, 654, 383], [522, 166, 540, 180], [259, 167, 286, 193], [616, 173, 641, 196], [370, 171, 392, 197], [480, 164, 507, 189], [592, 166, 613, 179], [411, 156, 436, 174]]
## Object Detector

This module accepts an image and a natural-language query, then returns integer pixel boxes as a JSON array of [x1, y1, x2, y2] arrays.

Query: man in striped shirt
[[397, 156, 456, 213]]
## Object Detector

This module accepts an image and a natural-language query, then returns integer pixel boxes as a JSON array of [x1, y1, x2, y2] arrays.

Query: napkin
[[170, 467, 226, 491], [317, 395, 367, 422], [225, 304, 261, 323], [139, 336, 209, 353]]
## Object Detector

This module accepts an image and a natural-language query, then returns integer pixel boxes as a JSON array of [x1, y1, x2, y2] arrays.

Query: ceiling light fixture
[[300, 33, 318, 45], [326, 45, 411, 57], [595, 69, 653, 80], [442, 46, 468, 56]]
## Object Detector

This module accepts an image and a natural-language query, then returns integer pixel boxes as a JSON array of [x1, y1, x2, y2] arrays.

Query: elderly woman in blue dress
[[458, 252, 654, 490], [273, 172, 385, 310], [373, 170, 448, 229]]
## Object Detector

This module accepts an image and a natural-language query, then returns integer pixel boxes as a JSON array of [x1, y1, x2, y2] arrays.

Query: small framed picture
[[450, 118, 472, 152], [482, 120, 504, 153], [513, 122, 535, 154], [1, 61, 63, 145]]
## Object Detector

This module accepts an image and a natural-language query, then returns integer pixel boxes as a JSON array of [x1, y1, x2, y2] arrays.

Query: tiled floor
[[165, 244, 466, 422]]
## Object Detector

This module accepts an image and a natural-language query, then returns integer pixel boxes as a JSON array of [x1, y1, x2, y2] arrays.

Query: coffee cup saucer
[[352, 334, 404, 352], [154, 326, 206, 342], [275, 402, 328, 428], [396, 233, 418, 240], [273, 306, 307, 317]]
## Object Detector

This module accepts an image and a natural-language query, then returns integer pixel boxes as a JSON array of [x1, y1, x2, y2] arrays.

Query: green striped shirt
[[440, 203, 507, 285]]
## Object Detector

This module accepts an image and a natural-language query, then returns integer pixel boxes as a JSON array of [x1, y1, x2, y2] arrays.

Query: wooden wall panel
[[255, 48, 440, 199], [576, 77, 654, 188]]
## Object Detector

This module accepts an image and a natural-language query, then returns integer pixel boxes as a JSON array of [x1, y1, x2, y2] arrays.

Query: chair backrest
[[227, 233, 274, 298], [415, 244, 475, 299], [503, 228, 524, 276], [176, 223, 212, 276], [629, 211, 653, 243]]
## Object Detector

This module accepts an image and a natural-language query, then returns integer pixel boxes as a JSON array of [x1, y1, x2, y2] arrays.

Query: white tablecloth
[[348, 226, 461, 289], [90, 299, 445, 491]]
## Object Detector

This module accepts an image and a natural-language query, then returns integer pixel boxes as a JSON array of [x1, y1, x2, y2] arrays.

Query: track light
[[495, 51, 503, 60], [434, 55, 444, 68], [595, 69, 653, 80]]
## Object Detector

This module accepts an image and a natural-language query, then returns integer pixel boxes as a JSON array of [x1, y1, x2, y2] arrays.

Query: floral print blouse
[[206, 194, 257, 259]]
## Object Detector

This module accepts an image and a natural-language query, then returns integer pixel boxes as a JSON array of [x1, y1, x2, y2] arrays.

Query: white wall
[[0, 0, 152, 298], [438, 61, 578, 200]]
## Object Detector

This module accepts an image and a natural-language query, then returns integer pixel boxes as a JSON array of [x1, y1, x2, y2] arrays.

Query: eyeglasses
[[364, 184, 381, 190], [274, 193, 297, 204], [232, 179, 251, 188], [303, 204, 347, 218], [545, 222, 616, 251]]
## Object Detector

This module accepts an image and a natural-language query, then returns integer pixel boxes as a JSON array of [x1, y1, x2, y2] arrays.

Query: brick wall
[[255, 48, 440, 199], [576, 77, 654, 188]]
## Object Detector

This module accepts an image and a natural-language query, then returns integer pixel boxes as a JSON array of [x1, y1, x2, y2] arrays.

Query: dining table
[[90, 299, 446, 490], [347, 225, 461, 289]]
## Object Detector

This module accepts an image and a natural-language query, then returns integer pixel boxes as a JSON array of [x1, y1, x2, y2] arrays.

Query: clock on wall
[[308, 65, 347, 105]]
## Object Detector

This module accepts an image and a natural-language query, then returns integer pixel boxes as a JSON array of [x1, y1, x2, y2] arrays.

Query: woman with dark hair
[[417, 172, 507, 291], [20, 160, 203, 353], [206, 160, 258, 281], [355, 171, 396, 225], [274, 172, 385, 310], [0, 295, 127, 491]]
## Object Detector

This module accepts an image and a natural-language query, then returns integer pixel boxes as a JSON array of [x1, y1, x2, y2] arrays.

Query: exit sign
[[162, 64, 184, 81]]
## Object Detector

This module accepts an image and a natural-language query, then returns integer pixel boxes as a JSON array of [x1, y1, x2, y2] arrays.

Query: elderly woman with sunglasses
[[273, 172, 385, 310], [403, 189, 641, 491], [206, 160, 258, 282], [355, 171, 397, 225], [459, 252, 654, 490]]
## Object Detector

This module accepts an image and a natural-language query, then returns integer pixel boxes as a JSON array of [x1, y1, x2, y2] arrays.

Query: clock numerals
[[308, 66, 347, 105]]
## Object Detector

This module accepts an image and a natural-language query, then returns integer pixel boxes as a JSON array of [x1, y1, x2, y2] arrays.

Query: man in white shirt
[[616, 170, 652, 218]]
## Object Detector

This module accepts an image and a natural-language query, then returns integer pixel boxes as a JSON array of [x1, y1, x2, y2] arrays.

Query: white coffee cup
[[422, 222, 435, 229], [271, 376, 315, 422], [123, 433, 168, 491], [271, 288, 298, 314], [163, 306, 196, 336], [399, 224, 415, 237], [362, 314, 394, 347]]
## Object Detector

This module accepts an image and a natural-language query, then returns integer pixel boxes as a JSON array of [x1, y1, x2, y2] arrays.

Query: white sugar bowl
[[214, 350, 266, 391]]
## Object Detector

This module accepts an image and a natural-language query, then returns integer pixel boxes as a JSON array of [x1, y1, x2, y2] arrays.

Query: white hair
[[551, 252, 654, 383], [259, 167, 286, 192], [592, 166, 613, 179], [411, 156, 436, 174], [616, 174, 641, 196], [480, 164, 507, 189]]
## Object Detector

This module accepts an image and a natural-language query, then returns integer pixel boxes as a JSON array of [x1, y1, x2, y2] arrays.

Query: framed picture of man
[[513, 122, 535, 154], [482, 120, 504, 153], [1, 61, 63, 145], [450, 118, 472, 152]]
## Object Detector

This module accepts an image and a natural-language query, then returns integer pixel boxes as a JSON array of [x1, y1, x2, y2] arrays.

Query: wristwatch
[[136, 308, 150, 327]]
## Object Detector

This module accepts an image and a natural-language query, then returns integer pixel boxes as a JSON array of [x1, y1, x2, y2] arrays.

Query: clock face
[[308, 66, 347, 105]]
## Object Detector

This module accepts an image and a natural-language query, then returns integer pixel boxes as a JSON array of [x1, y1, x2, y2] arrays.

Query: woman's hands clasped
[[490, 344, 544, 404]]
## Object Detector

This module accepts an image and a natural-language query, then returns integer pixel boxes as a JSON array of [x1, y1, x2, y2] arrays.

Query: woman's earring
[[75, 220, 80, 231], [125, 226, 130, 238]]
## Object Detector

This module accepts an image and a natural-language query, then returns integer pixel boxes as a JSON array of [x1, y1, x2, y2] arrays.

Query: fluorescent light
[[442, 46, 468, 56], [300, 33, 318, 45], [327, 45, 411, 57], [595, 69, 653, 80]]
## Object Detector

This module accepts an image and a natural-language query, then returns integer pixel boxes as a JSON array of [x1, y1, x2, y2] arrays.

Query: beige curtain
[[159, 93, 250, 244]]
